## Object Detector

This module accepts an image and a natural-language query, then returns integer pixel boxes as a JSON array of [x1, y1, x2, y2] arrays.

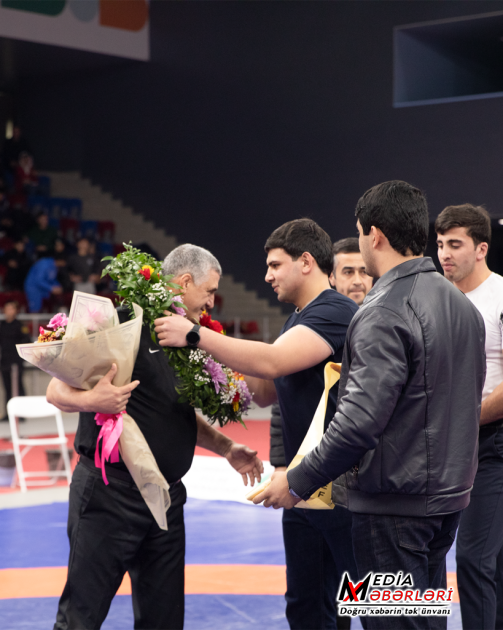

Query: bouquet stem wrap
[[95, 411, 124, 485], [247, 362, 341, 509]]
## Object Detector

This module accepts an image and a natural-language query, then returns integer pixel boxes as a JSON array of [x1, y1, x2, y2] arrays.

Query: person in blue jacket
[[24, 257, 62, 313]]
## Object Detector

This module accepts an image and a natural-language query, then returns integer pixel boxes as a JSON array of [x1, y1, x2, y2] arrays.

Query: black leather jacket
[[288, 258, 486, 516]]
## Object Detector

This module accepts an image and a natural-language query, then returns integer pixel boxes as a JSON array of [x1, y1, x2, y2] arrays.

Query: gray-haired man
[[48, 244, 263, 630]]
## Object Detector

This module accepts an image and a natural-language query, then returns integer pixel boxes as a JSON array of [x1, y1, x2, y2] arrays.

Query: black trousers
[[282, 504, 356, 629], [1, 364, 25, 403], [456, 426, 503, 630], [54, 460, 187, 630], [353, 511, 461, 630]]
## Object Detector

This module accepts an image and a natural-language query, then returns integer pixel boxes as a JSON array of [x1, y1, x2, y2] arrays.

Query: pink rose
[[48, 313, 68, 331]]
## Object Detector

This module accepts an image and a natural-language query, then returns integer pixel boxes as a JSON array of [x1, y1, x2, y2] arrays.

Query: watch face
[[186, 330, 200, 346]]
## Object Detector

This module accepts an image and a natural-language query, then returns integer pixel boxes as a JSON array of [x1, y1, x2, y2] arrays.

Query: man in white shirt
[[329, 237, 373, 306], [436, 204, 503, 630]]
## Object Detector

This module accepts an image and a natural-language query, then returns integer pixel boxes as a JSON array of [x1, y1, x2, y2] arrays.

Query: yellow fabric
[[287, 362, 341, 510]]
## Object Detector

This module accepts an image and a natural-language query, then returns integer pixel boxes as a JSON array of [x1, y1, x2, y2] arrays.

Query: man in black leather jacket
[[258, 180, 486, 629]]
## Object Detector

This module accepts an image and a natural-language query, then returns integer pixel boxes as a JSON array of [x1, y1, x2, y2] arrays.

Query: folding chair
[[7, 396, 72, 492]]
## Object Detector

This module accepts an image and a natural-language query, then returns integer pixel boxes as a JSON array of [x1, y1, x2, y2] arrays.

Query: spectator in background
[[15, 152, 39, 195], [53, 238, 73, 293], [0, 301, 30, 421], [24, 257, 62, 313], [3, 126, 31, 172], [3, 240, 31, 291], [28, 212, 57, 257], [67, 237, 102, 294], [329, 237, 373, 306]]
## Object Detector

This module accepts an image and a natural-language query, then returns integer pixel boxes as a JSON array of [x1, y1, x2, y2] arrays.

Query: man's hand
[[252, 470, 301, 509], [223, 443, 264, 486], [89, 364, 140, 414], [154, 313, 193, 347]]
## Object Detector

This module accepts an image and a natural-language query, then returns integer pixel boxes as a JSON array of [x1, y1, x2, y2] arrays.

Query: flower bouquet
[[17, 292, 173, 531], [102, 243, 252, 426]]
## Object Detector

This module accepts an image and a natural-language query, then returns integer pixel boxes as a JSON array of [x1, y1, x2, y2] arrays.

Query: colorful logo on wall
[[1, 0, 148, 32], [0, 0, 149, 60]]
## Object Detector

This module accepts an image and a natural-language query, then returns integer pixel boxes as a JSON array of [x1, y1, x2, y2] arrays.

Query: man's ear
[[300, 251, 315, 274], [370, 226, 387, 250], [476, 242, 489, 261], [173, 272, 193, 290]]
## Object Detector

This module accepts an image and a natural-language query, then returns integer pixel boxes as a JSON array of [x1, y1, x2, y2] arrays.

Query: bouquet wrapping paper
[[119, 412, 171, 531], [17, 293, 142, 391], [17, 292, 172, 530]]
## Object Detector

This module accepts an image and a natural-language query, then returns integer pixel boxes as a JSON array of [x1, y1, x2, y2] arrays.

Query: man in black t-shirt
[[47, 244, 263, 630], [155, 220, 359, 630]]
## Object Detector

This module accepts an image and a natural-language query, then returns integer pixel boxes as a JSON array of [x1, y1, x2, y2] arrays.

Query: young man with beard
[[436, 204, 503, 630], [47, 244, 263, 630], [329, 237, 373, 306], [270, 236, 372, 528], [155, 218, 359, 629], [240, 181, 485, 630]]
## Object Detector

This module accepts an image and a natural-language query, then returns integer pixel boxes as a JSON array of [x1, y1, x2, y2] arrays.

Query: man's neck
[[295, 276, 332, 311], [454, 263, 491, 294], [375, 253, 423, 279]]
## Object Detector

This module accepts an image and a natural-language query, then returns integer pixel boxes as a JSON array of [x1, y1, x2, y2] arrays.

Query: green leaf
[[176, 349, 188, 362]]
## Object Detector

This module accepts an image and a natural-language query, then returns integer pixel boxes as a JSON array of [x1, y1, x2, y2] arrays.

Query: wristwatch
[[186, 324, 201, 347]]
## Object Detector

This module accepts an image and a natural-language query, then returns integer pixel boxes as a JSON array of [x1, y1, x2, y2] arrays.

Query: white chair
[[7, 396, 72, 492]]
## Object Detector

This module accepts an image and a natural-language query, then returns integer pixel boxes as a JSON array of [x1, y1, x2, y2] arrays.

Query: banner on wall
[[0, 0, 149, 61]]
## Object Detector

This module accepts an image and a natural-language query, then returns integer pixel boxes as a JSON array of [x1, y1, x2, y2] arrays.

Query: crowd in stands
[[0, 125, 118, 314]]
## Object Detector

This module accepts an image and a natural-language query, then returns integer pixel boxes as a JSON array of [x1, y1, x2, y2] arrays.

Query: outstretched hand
[[252, 470, 301, 509], [89, 363, 140, 414], [224, 443, 264, 486]]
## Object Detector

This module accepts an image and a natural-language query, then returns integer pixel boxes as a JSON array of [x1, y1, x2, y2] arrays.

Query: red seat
[[0, 237, 14, 253], [0, 291, 28, 311], [98, 221, 115, 243]]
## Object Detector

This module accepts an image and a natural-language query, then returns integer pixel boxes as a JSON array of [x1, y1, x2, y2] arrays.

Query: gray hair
[[162, 243, 222, 285]]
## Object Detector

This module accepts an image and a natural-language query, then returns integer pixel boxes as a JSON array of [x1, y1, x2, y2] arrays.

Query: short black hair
[[264, 218, 333, 276], [332, 237, 360, 257], [435, 204, 491, 248], [355, 180, 429, 256]]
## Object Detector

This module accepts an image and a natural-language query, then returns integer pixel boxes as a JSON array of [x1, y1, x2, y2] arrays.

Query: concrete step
[[43, 171, 288, 339]]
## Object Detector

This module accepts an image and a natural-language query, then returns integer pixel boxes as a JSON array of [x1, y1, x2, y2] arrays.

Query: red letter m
[[337, 573, 372, 602]]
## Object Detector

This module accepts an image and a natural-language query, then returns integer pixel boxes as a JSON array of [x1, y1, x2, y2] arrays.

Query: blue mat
[[0, 498, 285, 568], [0, 595, 290, 630]]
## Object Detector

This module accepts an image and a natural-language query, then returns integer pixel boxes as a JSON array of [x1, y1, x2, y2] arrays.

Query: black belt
[[79, 454, 181, 487], [79, 454, 136, 483]]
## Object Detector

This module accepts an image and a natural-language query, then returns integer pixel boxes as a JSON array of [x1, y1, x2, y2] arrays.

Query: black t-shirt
[[75, 310, 197, 483], [274, 289, 358, 465], [0, 319, 31, 368]]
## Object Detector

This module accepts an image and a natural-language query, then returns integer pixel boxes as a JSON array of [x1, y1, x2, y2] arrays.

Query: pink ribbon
[[94, 411, 124, 485]]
